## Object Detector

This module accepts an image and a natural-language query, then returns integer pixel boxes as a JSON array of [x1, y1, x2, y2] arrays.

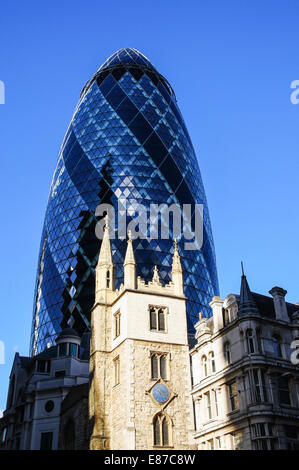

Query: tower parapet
[[95, 234, 186, 301]]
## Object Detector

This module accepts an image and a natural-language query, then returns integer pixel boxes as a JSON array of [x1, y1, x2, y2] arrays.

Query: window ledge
[[153, 445, 174, 449], [248, 402, 272, 407], [202, 418, 218, 426], [151, 378, 169, 382]]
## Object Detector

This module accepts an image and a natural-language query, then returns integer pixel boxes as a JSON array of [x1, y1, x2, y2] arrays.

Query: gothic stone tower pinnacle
[[123, 230, 136, 290], [89, 234, 196, 450]]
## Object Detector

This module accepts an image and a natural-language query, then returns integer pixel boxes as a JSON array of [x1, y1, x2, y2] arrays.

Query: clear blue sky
[[0, 0, 298, 409]]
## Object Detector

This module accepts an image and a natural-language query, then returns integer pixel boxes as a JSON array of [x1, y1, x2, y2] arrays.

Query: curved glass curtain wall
[[30, 48, 219, 355]]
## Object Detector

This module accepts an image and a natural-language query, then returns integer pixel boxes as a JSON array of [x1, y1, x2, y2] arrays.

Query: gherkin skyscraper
[[30, 48, 219, 355]]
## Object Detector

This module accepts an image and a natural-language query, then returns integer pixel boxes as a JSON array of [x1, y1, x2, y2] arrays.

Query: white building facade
[[191, 277, 299, 450]]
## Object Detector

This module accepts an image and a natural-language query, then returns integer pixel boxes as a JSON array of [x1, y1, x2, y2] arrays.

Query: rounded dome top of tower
[[81, 47, 175, 99], [55, 328, 81, 349], [97, 47, 156, 72]]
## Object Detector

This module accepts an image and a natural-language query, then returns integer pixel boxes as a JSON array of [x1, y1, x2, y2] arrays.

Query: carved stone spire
[[95, 215, 114, 299], [172, 238, 183, 272], [97, 215, 113, 268], [171, 239, 184, 296], [124, 230, 136, 289]]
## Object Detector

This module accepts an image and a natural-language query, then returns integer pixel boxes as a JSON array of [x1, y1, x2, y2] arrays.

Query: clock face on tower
[[152, 383, 170, 404]]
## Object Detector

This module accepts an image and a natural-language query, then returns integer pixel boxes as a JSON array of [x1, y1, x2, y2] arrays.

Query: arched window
[[246, 329, 255, 354], [151, 353, 168, 380], [153, 413, 171, 447], [113, 356, 120, 385], [149, 306, 166, 332], [153, 415, 160, 446], [114, 311, 121, 339], [158, 308, 165, 331], [160, 355, 167, 380], [150, 307, 157, 330], [63, 419, 75, 450], [162, 418, 169, 445], [224, 342, 231, 365], [272, 335, 282, 358], [209, 351, 216, 373], [223, 308, 232, 326], [151, 355, 159, 379], [106, 270, 110, 288], [202, 355, 208, 377], [256, 328, 262, 353]]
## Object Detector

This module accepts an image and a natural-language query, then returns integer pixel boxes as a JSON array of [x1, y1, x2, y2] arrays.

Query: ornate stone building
[[1, 230, 299, 450], [0, 329, 89, 450], [191, 271, 299, 450]]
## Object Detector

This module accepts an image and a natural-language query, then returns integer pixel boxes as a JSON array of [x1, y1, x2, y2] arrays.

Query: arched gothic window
[[223, 308, 231, 326], [151, 353, 168, 380], [224, 342, 231, 365], [202, 355, 208, 377], [209, 351, 216, 373], [153, 413, 171, 447], [150, 307, 156, 330], [160, 355, 167, 379], [149, 306, 166, 332], [158, 308, 165, 331], [246, 329, 255, 354], [256, 328, 262, 352]]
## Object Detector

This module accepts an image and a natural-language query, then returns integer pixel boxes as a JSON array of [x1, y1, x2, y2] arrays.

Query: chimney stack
[[269, 286, 289, 322]]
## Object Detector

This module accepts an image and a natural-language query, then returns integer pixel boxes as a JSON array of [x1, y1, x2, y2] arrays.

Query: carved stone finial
[[105, 214, 109, 231], [171, 237, 183, 295], [124, 230, 136, 289]]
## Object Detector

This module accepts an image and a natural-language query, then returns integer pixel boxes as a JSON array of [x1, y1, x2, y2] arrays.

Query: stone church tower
[[89, 218, 195, 450]]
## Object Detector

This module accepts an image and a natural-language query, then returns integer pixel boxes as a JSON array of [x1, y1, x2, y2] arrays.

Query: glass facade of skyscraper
[[30, 48, 219, 355]]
